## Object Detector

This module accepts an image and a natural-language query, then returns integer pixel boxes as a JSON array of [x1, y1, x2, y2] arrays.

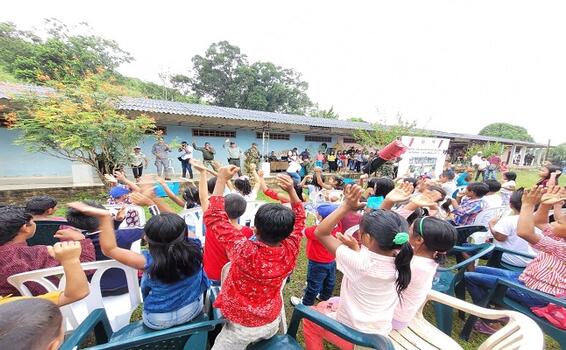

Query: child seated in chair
[[25, 195, 65, 221], [0, 206, 95, 297], [67, 200, 209, 330], [205, 167, 305, 350], [203, 193, 254, 284], [449, 182, 489, 226]]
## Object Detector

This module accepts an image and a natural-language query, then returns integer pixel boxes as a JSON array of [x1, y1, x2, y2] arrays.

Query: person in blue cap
[[291, 203, 341, 306]]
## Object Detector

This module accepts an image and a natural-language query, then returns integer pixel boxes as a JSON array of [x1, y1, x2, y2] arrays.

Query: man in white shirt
[[286, 160, 302, 183], [471, 151, 483, 181], [178, 141, 194, 179]]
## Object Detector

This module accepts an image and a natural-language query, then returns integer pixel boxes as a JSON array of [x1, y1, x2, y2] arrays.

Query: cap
[[134, 146, 141, 149], [109, 186, 131, 199], [316, 203, 339, 219]]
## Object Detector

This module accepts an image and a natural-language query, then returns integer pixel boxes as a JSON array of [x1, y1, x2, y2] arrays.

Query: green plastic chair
[[460, 279, 566, 349], [26, 220, 66, 246], [432, 243, 495, 335], [59, 288, 224, 350], [485, 246, 536, 272], [247, 303, 395, 350]]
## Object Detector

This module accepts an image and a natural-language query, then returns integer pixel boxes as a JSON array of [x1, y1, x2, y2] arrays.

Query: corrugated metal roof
[[0, 82, 547, 147]]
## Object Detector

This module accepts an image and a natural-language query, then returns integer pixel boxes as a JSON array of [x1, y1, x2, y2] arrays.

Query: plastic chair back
[[7, 260, 141, 332], [27, 220, 66, 246], [179, 208, 204, 244]]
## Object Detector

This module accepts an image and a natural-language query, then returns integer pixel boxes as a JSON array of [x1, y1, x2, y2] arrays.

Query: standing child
[[291, 203, 341, 306], [67, 201, 209, 330], [205, 168, 305, 350], [500, 171, 517, 206]]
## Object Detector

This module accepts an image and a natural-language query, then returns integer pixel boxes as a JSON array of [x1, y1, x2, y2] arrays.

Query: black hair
[[293, 180, 305, 202], [542, 165, 562, 181], [0, 298, 63, 350], [484, 179, 502, 193], [441, 170, 456, 180], [403, 177, 418, 187], [66, 200, 105, 232], [509, 187, 525, 212], [427, 185, 447, 201], [234, 177, 252, 196], [254, 203, 295, 244], [360, 209, 413, 297], [467, 182, 490, 198], [413, 217, 457, 264], [225, 193, 247, 219], [145, 213, 202, 283], [368, 177, 395, 197], [25, 196, 58, 216], [503, 171, 517, 181], [207, 177, 217, 194], [0, 206, 33, 245], [182, 184, 200, 209], [330, 175, 345, 190], [406, 207, 424, 226]]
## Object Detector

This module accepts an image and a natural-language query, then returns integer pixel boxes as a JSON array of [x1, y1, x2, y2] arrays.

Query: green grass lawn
[[54, 169, 560, 349]]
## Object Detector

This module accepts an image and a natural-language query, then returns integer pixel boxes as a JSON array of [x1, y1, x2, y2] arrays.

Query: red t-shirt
[[204, 196, 305, 327], [304, 224, 341, 264], [203, 223, 253, 281]]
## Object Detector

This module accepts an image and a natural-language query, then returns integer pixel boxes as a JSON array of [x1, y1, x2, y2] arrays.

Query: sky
[[2, 0, 565, 145]]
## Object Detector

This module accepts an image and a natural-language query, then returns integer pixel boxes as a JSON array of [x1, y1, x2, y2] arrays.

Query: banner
[[397, 136, 450, 178]]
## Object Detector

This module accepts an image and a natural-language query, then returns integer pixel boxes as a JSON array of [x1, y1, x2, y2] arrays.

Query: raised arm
[[114, 170, 141, 193], [315, 185, 364, 256], [517, 186, 543, 245], [67, 202, 146, 270], [155, 176, 186, 208], [191, 159, 210, 212], [48, 241, 90, 306], [277, 174, 306, 248], [381, 182, 414, 210], [315, 167, 333, 190]]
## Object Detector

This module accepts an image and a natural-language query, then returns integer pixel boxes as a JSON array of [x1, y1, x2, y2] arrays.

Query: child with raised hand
[[205, 166, 305, 350], [312, 184, 413, 335], [67, 201, 209, 330]]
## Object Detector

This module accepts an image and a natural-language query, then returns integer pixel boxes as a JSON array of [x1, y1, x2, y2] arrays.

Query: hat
[[109, 186, 131, 199], [134, 146, 141, 149], [316, 203, 339, 219]]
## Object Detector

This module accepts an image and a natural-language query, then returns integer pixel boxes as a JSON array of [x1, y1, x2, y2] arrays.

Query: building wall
[[0, 125, 337, 178]]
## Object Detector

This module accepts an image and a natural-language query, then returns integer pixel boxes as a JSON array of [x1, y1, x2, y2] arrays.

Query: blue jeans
[[143, 295, 203, 330], [484, 168, 496, 180], [181, 159, 193, 178], [465, 266, 548, 307], [303, 260, 336, 306], [287, 171, 301, 183]]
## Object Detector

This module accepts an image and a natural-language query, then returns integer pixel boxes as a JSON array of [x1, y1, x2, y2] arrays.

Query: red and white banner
[[397, 136, 450, 178]]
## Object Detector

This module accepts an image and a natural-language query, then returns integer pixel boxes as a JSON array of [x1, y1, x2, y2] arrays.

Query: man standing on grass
[[152, 138, 171, 180], [193, 142, 216, 169]]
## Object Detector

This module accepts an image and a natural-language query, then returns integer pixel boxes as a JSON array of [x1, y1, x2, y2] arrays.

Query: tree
[[479, 122, 534, 142], [11, 74, 156, 181], [309, 106, 339, 119], [465, 142, 504, 158], [175, 41, 313, 114], [354, 116, 427, 148], [548, 142, 566, 163], [347, 117, 366, 123]]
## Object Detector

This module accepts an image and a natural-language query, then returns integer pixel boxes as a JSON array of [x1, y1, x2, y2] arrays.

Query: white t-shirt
[[501, 180, 516, 194], [287, 161, 301, 173], [179, 145, 194, 160], [493, 215, 537, 267], [393, 256, 438, 325], [231, 189, 258, 202], [441, 181, 458, 200], [335, 245, 398, 335], [483, 193, 503, 209], [471, 155, 482, 166], [478, 160, 490, 170]]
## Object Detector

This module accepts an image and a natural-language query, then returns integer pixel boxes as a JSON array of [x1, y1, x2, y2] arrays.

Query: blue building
[[0, 82, 548, 180]]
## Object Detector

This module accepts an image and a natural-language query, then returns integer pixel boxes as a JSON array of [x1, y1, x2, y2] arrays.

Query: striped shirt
[[451, 197, 485, 226], [519, 225, 566, 296]]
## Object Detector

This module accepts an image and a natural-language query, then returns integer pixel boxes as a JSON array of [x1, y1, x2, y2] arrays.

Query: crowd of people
[[0, 146, 564, 349]]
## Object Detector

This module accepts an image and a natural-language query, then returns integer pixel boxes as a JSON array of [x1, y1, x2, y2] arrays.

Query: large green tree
[[172, 41, 313, 114], [309, 106, 339, 119], [548, 142, 566, 163], [354, 116, 427, 148], [11, 74, 156, 181], [479, 122, 534, 142]]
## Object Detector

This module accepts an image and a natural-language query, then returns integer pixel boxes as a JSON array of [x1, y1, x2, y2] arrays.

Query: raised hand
[[113, 170, 126, 182], [410, 193, 437, 208], [258, 169, 265, 178], [385, 182, 414, 203], [131, 192, 154, 207], [67, 202, 111, 218], [115, 205, 127, 222], [190, 158, 207, 173], [522, 186, 545, 206], [277, 174, 295, 193], [218, 165, 240, 181], [337, 232, 360, 252], [54, 228, 86, 241], [104, 174, 118, 184], [48, 241, 82, 263], [540, 185, 566, 205], [343, 184, 365, 211]]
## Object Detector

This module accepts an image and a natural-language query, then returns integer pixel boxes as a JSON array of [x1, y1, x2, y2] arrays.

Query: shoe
[[473, 320, 497, 335], [290, 296, 303, 306]]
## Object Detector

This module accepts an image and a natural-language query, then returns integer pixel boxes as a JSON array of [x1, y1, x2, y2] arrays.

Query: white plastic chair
[[179, 208, 205, 244], [7, 260, 141, 333], [468, 206, 508, 244], [240, 200, 266, 227]]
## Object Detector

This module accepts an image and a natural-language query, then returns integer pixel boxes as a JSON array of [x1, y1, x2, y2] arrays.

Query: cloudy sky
[[2, 0, 565, 144]]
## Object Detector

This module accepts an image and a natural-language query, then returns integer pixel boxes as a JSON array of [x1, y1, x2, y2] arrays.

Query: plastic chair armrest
[[491, 246, 537, 260], [59, 309, 113, 350], [438, 244, 494, 271], [287, 304, 395, 349], [455, 225, 488, 232], [493, 279, 566, 308]]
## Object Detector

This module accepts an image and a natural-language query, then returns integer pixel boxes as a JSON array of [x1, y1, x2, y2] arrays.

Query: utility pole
[[544, 139, 551, 162]]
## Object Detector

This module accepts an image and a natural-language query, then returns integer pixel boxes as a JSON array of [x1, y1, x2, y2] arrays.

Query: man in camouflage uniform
[[244, 143, 261, 176]]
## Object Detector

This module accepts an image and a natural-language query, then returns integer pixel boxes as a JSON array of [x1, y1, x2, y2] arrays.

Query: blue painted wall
[[0, 125, 337, 177]]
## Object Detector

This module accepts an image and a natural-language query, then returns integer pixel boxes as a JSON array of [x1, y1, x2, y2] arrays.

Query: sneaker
[[473, 320, 497, 335], [290, 296, 303, 306]]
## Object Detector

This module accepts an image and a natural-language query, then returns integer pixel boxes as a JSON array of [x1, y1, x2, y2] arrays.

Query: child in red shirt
[[205, 167, 305, 350], [203, 193, 254, 283], [292, 203, 341, 306]]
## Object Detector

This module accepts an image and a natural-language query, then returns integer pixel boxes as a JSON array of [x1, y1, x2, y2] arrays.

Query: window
[[256, 132, 290, 140], [193, 129, 236, 138], [305, 135, 332, 143], [145, 126, 167, 135], [343, 137, 357, 143]]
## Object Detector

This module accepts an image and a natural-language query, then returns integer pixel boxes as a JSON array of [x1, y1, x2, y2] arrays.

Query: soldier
[[244, 143, 261, 176]]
